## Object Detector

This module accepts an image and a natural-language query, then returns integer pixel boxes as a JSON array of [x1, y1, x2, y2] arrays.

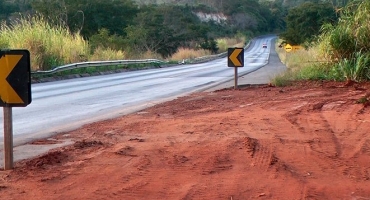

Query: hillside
[[133, 0, 346, 8]]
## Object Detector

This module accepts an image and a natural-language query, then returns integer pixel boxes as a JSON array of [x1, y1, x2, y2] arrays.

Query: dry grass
[[170, 48, 212, 61], [217, 37, 246, 52], [0, 15, 89, 71], [170, 36, 246, 61], [275, 40, 322, 72], [90, 47, 125, 61], [272, 39, 330, 86]]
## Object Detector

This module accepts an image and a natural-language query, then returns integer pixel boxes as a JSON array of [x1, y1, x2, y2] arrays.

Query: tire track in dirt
[[284, 100, 342, 158], [283, 101, 345, 179], [281, 91, 370, 196], [320, 100, 370, 182], [307, 113, 341, 158], [178, 136, 269, 200], [249, 140, 275, 169], [166, 141, 234, 200], [113, 146, 193, 199]]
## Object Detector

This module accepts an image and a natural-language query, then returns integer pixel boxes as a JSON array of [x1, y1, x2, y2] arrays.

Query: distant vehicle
[[262, 44, 267, 48]]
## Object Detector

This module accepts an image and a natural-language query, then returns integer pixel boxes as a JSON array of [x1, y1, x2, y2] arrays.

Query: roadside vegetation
[[273, 0, 370, 86], [0, 15, 89, 71], [1, 0, 367, 85], [0, 0, 284, 72]]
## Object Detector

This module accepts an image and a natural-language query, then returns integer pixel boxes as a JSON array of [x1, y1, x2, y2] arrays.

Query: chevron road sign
[[228, 48, 244, 67], [0, 49, 31, 170], [0, 50, 31, 107], [227, 48, 245, 89]]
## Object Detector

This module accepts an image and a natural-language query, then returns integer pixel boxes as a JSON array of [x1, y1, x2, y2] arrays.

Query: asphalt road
[[0, 35, 286, 166]]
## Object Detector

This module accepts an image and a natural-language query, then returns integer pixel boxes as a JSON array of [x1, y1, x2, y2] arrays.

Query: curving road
[[1, 35, 278, 146]]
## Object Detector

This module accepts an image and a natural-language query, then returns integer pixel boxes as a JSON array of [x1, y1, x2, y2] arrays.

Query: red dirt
[[1, 81, 370, 200]]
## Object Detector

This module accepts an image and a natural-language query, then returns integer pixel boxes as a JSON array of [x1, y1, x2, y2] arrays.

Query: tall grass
[[333, 52, 370, 81], [0, 15, 89, 71], [170, 47, 211, 61], [280, 47, 321, 70], [170, 35, 246, 61], [273, 39, 339, 86], [273, 1, 370, 85], [134, 50, 163, 60], [316, 1, 370, 81], [216, 35, 246, 52], [90, 47, 125, 61]]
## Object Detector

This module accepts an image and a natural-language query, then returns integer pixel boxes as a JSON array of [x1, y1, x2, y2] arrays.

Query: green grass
[[271, 2, 370, 85], [272, 39, 333, 86]]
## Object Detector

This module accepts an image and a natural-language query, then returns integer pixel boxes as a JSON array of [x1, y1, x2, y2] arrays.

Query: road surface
[[0, 35, 283, 148]]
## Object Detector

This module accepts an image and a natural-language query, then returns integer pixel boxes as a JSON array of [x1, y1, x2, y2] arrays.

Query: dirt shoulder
[[0, 80, 370, 199]]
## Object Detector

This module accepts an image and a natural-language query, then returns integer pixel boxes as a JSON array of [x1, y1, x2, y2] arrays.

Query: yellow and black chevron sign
[[0, 50, 31, 107], [228, 48, 244, 67]]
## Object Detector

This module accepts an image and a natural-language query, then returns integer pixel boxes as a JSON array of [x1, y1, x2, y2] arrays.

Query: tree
[[124, 4, 226, 58], [31, 0, 139, 38], [280, 2, 338, 45], [260, 0, 287, 32], [123, 6, 181, 58], [89, 28, 125, 51], [0, 0, 4, 20], [31, 0, 68, 25], [0, 0, 19, 21], [221, 0, 276, 34]]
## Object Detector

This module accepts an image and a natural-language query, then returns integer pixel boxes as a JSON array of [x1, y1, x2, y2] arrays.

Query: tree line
[[0, 0, 287, 58], [0, 0, 353, 58]]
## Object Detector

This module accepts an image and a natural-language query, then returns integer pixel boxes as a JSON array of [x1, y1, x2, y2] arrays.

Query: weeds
[[334, 52, 370, 81], [90, 47, 125, 61], [170, 48, 211, 61], [216, 36, 246, 52], [357, 96, 369, 104], [274, 1, 370, 83], [317, 1, 370, 81]]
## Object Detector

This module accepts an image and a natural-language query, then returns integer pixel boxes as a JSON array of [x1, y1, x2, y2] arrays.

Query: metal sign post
[[3, 107, 13, 169], [234, 67, 238, 90]]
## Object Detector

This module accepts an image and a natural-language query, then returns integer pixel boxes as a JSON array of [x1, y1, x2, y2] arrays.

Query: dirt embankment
[[0, 81, 370, 199]]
